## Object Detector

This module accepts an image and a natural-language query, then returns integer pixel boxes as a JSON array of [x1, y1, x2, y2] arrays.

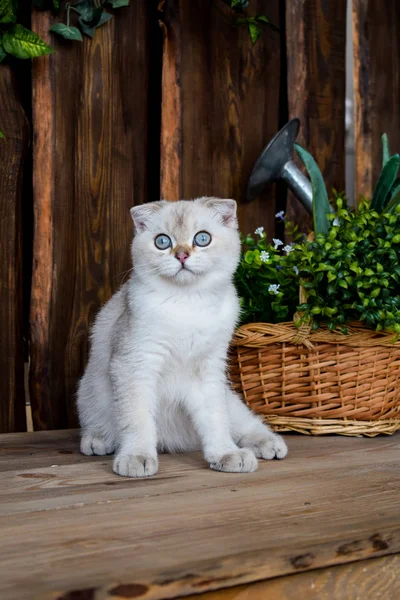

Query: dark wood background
[[0, 0, 396, 431]]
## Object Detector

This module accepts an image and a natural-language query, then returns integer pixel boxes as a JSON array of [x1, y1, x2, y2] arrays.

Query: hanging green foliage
[[223, 0, 279, 44]]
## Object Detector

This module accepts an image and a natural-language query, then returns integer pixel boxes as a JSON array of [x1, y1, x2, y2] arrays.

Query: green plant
[[295, 143, 331, 236], [295, 197, 400, 334], [235, 217, 302, 325], [0, 2, 53, 61], [222, 0, 279, 44], [371, 134, 400, 213], [236, 133, 400, 336], [0, 0, 129, 64], [48, 0, 129, 42]]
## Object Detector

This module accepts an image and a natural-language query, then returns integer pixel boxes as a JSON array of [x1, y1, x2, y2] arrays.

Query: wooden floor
[[0, 430, 399, 600]]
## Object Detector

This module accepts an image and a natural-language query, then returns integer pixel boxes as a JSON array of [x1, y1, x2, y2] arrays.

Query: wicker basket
[[230, 319, 400, 436]]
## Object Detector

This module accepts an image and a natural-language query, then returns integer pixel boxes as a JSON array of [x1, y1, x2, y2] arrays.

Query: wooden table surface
[[0, 430, 399, 600]]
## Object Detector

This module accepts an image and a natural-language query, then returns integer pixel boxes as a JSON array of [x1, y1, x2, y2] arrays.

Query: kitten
[[77, 197, 288, 477]]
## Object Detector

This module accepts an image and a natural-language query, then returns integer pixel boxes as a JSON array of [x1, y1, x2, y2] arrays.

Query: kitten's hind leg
[[77, 370, 116, 456], [80, 431, 115, 456], [227, 389, 288, 460]]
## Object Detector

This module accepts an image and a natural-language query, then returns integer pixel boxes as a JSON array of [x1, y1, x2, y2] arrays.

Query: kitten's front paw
[[250, 432, 288, 460], [81, 433, 115, 456], [210, 448, 258, 473], [113, 453, 158, 478]]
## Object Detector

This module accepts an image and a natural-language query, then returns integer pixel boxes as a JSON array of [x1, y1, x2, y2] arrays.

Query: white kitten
[[77, 197, 288, 477]]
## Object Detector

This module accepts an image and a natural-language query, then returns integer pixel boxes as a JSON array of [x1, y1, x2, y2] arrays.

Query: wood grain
[[182, 554, 400, 599], [286, 0, 346, 231], [0, 431, 399, 600], [30, 4, 151, 429], [353, 0, 400, 202], [0, 64, 29, 433], [160, 0, 281, 237]]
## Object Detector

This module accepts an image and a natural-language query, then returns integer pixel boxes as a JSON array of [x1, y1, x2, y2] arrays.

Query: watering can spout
[[246, 118, 313, 215]]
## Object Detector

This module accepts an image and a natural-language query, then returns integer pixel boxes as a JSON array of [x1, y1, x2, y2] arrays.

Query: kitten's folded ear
[[196, 197, 238, 227], [130, 201, 165, 232]]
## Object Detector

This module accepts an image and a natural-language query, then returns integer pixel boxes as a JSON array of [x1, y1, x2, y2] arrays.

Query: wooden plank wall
[[353, 0, 400, 201], [160, 0, 282, 237], [286, 0, 347, 231], [29, 2, 152, 429], [0, 65, 29, 433], [2, 1, 400, 431]]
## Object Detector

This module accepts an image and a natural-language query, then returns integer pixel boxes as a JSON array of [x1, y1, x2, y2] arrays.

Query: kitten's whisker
[[114, 267, 134, 284]]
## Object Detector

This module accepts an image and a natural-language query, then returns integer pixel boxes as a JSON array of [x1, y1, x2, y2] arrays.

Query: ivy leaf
[[79, 9, 112, 38], [0, 130, 5, 139], [73, 0, 93, 20], [224, 0, 249, 12], [295, 143, 331, 235], [0, 0, 16, 24], [50, 23, 83, 41], [3, 25, 53, 59], [108, 0, 129, 7], [255, 14, 280, 32], [248, 22, 261, 45]]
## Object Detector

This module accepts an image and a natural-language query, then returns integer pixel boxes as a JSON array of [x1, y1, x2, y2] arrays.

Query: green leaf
[[227, 0, 249, 11], [73, 0, 93, 19], [255, 14, 280, 32], [327, 271, 336, 283], [0, 0, 16, 24], [387, 183, 400, 214], [3, 25, 53, 59], [295, 143, 330, 235], [371, 154, 399, 212], [248, 22, 261, 45], [385, 180, 400, 209], [53, 0, 60, 10], [108, 0, 129, 6], [79, 9, 112, 38], [0, 129, 5, 139], [50, 23, 83, 41], [382, 133, 390, 167], [0, 42, 6, 63]]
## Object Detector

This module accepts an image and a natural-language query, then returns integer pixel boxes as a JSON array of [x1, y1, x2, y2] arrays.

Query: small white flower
[[272, 238, 283, 250], [333, 216, 340, 227], [254, 226, 265, 236], [268, 284, 280, 295], [275, 210, 285, 220], [293, 266, 299, 275], [283, 244, 294, 255], [260, 251, 270, 263]]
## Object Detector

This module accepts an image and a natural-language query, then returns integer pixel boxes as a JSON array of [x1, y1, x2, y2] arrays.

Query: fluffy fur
[[77, 197, 288, 477]]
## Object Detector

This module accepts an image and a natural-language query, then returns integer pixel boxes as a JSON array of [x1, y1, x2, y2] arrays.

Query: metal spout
[[246, 118, 313, 214]]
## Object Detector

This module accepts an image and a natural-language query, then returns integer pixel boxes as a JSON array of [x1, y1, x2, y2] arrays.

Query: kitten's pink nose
[[175, 251, 189, 264]]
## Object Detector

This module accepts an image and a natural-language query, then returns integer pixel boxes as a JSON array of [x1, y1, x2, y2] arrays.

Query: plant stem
[[66, 2, 70, 27]]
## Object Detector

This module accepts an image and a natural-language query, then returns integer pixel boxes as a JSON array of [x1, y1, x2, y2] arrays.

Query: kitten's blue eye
[[155, 234, 172, 250], [194, 231, 211, 247]]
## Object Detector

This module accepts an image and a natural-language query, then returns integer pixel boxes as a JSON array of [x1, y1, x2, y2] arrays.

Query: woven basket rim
[[232, 321, 400, 349]]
